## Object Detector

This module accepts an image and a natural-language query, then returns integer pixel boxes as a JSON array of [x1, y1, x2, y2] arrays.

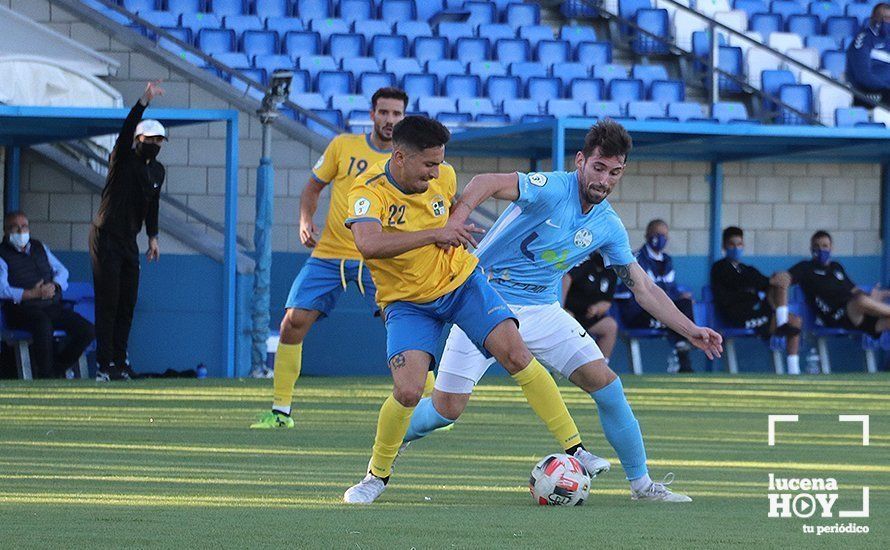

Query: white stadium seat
[[746, 47, 782, 88], [768, 32, 804, 52], [729, 30, 763, 56], [696, 0, 731, 19], [714, 10, 748, 34], [817, 82, 853, 126], [784, 47, 819, 81], [672, 8, 708, 51]]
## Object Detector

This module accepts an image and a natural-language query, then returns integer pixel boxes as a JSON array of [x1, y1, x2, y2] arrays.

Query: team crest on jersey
[[353, 197, 371, 216], [528, 172, 548, 186], [431, 194, 447, 217], [574, 228, 593, 248], [313, 154, 325, 171]]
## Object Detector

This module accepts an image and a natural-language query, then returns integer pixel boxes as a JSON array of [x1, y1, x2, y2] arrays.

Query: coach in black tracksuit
[[89, 81, 165, 381]]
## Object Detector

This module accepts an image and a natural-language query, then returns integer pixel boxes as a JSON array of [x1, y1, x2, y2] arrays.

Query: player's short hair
[[371, 87, 409, 110], [811, 230, 832, 244], [392, 116, 450, 151], [3, 210, 27, 232], [722, 226, 744, 244], [581, 119, 633, 161], [645, 218, 668, 236]]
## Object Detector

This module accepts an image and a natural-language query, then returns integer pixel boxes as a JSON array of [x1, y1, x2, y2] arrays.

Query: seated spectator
[[710, 226, 803, 374], [0, 211, 95, 378], [790, 230, 890, 337], [847, 3, 890, 106], [562, 251, 619, 363], [615, 219, 696, 373]]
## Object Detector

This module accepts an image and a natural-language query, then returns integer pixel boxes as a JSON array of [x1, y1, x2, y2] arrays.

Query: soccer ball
[[529, 453, 591, 506]]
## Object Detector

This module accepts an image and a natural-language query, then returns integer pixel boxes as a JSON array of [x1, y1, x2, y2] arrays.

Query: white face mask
[[9, 232, 29, 249]]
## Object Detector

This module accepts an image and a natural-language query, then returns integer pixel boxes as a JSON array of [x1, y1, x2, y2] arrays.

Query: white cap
[[135, 119, 167, 140]]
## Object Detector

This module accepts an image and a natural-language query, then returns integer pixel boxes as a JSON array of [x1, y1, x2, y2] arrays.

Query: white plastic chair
[[817, 81, 853, 125], [768, 32, 804, 52], [746, 47, 783, 88], [673, 8, 709, 51]]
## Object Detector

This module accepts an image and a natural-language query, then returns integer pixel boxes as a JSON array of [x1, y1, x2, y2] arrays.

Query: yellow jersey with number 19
[[310, 133, 392, 260], [344, 159, 478, 309]]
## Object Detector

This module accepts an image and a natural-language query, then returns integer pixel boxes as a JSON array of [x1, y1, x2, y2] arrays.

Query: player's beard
[[580, 174, 610, 206], [374, 123, 393, 144]]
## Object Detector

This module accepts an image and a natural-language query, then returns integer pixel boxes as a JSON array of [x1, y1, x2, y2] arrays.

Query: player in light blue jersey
[[399, 120, 723, 502]]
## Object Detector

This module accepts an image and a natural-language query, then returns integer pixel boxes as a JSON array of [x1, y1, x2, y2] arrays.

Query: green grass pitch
[[0, 374, 887, 549]]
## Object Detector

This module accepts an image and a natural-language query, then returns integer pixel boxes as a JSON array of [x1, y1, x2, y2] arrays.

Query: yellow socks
[[369, 394, 415, 478], [272, 342, 301, 414], [422, 370, 435, 398], [511, 358, 582, 451]]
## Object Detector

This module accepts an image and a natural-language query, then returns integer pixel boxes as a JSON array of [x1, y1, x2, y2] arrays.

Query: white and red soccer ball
[[529, 453, 591, 506]]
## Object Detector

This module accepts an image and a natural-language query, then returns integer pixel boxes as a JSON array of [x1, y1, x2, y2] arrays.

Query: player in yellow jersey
[[342, 117, 608, 504], [251, 88, 430, 428]]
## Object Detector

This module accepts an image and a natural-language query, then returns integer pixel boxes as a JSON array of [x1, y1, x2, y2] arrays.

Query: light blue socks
[[591, 378, 648, 480], [403, 397, 453, 443]]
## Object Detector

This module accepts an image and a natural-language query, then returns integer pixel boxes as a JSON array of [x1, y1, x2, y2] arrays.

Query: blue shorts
[[384, 269, 517, 364], [285, 257, 378, 318]]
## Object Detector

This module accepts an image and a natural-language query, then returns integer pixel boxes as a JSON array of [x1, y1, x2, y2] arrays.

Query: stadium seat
[[370, 35, 408, 62], [778, 83, 814, 124], [770, 0, 804, 23], [618, 0, 651, 24], [197, 28, 236, 54], [502, 98, 540, 122], [560, 25, 596, 50], [697, 0, 731, 18], [672, 8, 708, 51], [167, 0, 201, 13], [265, 17, 304, 41], [808, 0, 842, 25], [712, 100, 749, 122], [745, 47, 782, 88], [297, 54, 338, 78], [667, 101, 704, 121], [331, 93, 371, 113], [633, 8, 671, 55], [568, 77, 604, 100], [465, 1, 497, 25], [846, 3, 872, 26], [520, 25, 555, 49], [304, 20, 349, 44], [437, 112, 472, 128], [379, 0, 416, 20], [527, 77, 562, 105], [650, 79, 685, 103], [181, 13, 222, 32], [692, 30, 727, 73], [289, 69, 311, 93], [476, 113, 510, 123], [296, 0, 332, 20], [631, 64, 669, 94], [210, 0, 244, 16], [240, 29, 278, 56], [561, 0, 598, 19], [536, 40, 570, 66], [306, 109, 342, 136], [521, 114, 556, 122], [627, 101, 666, 120], [552, 61, 589, 88], [352, 20, 392, 43], [608, 78, 644, 105], [546, 99, 584, 118], [784, 47, 819, 81], [508, 61, 547, 85], [436, 22, 474, 41], [254, 53, 297, 76], [455, 37, 491, 64], [402, 72, 437, 98], [495, 38, 531, 64], [384, 58, 422, 81], [329, 33, 365, 60], [486, 75, 521, 104], [714, 9, 748, 33], [585, 100, 623, 119], [223, 15, 265, 38], [761, 68, 796, 110], [290, 92, 327, 110], [416, 0, 444, 22], [786, 14, 820, 39], [413, 36, 448, 64], [426, 59, 466, 83], [835, 106, 870, 127], [443, 74, 482, 97], [316, 70, 353, 98], [806, 35, 840, 58], [122, 0, 157, 11], [733, 0, 766, 19], [342, 56, 379, 76], [469, 61, 508, 84], [478, 24, 518, 44], [346, 108, 372, 132], [212, 52, 251, 70], [593, 63, 629, 84], [284, 31, 322, 57], [768, 32, 803, 52], [160, 26, 192, 44], [505, 2, 540, 28], [817, 83, 852, 126], [254, 0, 289, 18], [457, 97, 496, 117], [358, 71, 395, 96], [417, 96, 457, 118], [339, 0, 373, 22], [749, 12, 781, 41], [394, 21, 432, 44], [575, 41, 612, 69], [138, 11, 179, 29], [717, 46, 745, 92], [821, 50, 846, 81], [825, 16, 858, 46]]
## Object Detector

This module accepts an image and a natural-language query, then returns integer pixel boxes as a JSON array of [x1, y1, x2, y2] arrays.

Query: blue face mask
[[726, 246, 743, 262], [812, 248, 831, 265], [648, 234, 668, 252]]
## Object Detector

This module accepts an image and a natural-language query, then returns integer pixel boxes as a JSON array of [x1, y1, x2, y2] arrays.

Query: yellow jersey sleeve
[[344, 176, 386, 228], [310, 135, 341, 185]]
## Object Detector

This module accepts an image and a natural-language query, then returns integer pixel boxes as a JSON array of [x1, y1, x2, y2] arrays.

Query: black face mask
[[136, 141, 161, 160]]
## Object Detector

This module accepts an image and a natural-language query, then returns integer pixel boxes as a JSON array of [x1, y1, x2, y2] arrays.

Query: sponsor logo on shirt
[[574, 228, 593, 248]]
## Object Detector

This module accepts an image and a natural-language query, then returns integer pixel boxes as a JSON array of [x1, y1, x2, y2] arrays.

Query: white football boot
[[573, 448, 611, 478], [631, 473, 692, 502], [343, 474, 386, 504]]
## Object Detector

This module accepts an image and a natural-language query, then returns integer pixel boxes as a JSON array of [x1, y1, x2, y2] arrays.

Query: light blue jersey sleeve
[[515, 171, 571, 211]]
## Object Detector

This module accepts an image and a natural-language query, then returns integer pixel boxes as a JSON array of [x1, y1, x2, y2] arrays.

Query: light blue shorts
[[285, 257, 378, 317]]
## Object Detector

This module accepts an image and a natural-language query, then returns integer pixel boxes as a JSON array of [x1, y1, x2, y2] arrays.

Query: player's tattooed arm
[[610, 263, 634, 288]]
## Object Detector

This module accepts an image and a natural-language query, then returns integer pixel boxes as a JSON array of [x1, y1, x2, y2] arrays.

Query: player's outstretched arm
[[350, 220, 483, 259], [299, 179, 325, 248], [450, 173, 520, 226], [613, 262, 723, 359]]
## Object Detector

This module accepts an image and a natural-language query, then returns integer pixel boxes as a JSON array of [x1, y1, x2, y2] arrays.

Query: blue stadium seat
[[160, 26, 192, 44], [180, 13, 221, 32], [527, 77, 563, 106], [241, 30, 278, 57], [821, 50, 846, 80], [265, 17, 303, 40], [290, 91, 327, 110], [464, 1, 496, 25], [341, 56, 379, 76], [307, 109, 342, 136], [770, 0, 804, 24], [585, 100, 623, 119], [296, 0, 332, 19], [426, 59, 466, 83], [486, 75, 521, 104], [346, 109, 372, 132], [568, 77, 603, 100], [667, 101, 704, 121], [168, 0, 201, 14], [339, 0, 373, 22], [469, 60, 508, 84], [631, 64, 668, 93], [402, 73, 438, 98], [458, 97, 496, 117], [370, 35, 408, 62], [835, 107, 870, 127], [825, 16, 858, 45], [846, 2, 872, 26], [394, 21, 432, 43], [212, 52, 251, 69], [633, 8, 670, 55], [502, 98, 540, 121], [692, 30, 727, 72], [495, 38, 531, 63], [546, 99, 584, 118], [536, 40, 570, 65], [750, 13, 781, 40], [418, 96, 457, 118], [476, 113, 510, 123], [649, 79, 685, 103], [138, 11, 178, 28], [284, 31, 321, 57], [436, 22, 474, 41], [316, 70, 353, 97], [805, 35, 839, 58], [379, 0, 416, 20], [575, 41, 612, 69], [331, 93, 371, 113], [712, 101, 749, 122], [210, 0, 244, 16], [437, 112, 472, 128], [552, 61, 589, 88], [786, 14, 819, 39], [297, 54, 338, 78], [560, 25, 596, 50], [289, 68, 311, 93], [329, 33, 365, 60], [444, 74, 482, 97], [384, 58, 422, 81], [254, 53, 297, 77], [627, 101, 666, 120], [808, 0, 842, 25], [197, 28, 236, 54], [232, 68, 266, 88], [123, 0, 157, 11], [520, 25, 555, 49], [560, 0, 598, 19], [416, 0, 444, 22], [761, 69, 796, 111], [254, 0, 289, 18], [608, 78, 644, 104], [358, 71, 396, 96], [593, 63, 628, 84], [522, 114, 556, 123], [478, 23, 516, 44], [717, 46, 744, 93], [778, 83, 813, 125], [353, 20, 392, 42], [509, 61, 547, 85], [733, 0, 766, 19], [455, 37, 491, 63], [618, 0, 650, 22], [505, 2, 540, 28], [413, 36, 448, 64], [308, 18, 349, 44]]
